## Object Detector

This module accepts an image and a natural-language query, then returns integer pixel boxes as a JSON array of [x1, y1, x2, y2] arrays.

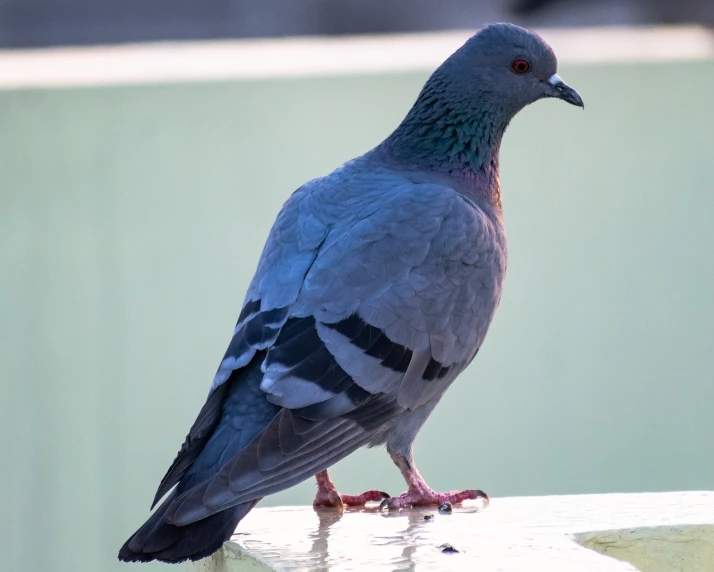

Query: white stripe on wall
[[0, 26, 712, 90]]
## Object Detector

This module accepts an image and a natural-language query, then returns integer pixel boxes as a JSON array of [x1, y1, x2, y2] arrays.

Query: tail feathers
[[118, 491, 259, 564]]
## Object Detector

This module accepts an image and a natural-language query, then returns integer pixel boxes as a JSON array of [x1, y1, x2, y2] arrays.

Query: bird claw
[[342, 490, 390, 506], [314, 489, 390, 508], [379, 488, 489, 511]]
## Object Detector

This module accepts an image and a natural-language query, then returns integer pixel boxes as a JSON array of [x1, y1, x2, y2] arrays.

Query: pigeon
[[119, 22, 583, 564]]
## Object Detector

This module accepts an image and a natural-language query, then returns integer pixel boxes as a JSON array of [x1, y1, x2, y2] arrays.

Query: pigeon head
[[380, 23, 582, 204], [446, 23, 584, 114]]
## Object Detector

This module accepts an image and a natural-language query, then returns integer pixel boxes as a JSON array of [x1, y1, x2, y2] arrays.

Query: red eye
[[511, 59, 530, 74]]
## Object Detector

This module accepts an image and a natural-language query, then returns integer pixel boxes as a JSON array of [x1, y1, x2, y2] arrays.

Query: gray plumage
[[119, 22, 583, 564]]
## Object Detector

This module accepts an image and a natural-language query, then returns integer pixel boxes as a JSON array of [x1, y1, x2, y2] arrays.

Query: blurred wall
[[1, 53, 713, 572]]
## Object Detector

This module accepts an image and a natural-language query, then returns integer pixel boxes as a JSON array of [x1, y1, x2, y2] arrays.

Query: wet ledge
[[188, 491, 714, 571]]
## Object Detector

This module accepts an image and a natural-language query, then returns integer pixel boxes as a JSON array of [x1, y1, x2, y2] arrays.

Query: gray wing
[[162, 179, 506, 526], [279, 181, 506, 410]]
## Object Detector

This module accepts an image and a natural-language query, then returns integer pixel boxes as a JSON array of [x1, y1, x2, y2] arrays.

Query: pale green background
[[1, 59, 713, 572]]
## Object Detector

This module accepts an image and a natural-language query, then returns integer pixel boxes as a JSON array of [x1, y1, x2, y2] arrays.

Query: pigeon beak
[[547, 73, 584, 109]]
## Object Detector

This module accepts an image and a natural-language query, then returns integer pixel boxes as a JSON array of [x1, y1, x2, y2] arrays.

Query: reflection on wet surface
[[231, 501, 487, 571]]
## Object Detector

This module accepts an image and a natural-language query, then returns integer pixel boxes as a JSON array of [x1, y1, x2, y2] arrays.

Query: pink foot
[[313, 470, 390, 508], [380, 487, 489, 510], [313, 488, 391, 508], [383, 449, 489, 511]]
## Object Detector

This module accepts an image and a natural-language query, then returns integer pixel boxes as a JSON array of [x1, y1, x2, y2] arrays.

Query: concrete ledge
[[188, 492, 714, 571]]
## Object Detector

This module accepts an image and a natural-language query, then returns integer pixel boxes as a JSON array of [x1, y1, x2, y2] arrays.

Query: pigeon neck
[[380, 85, 509, 209]]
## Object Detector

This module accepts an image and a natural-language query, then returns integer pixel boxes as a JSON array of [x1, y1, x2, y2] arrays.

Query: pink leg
[[380, 449, 489, 510], [313, 470, 390, 508]]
